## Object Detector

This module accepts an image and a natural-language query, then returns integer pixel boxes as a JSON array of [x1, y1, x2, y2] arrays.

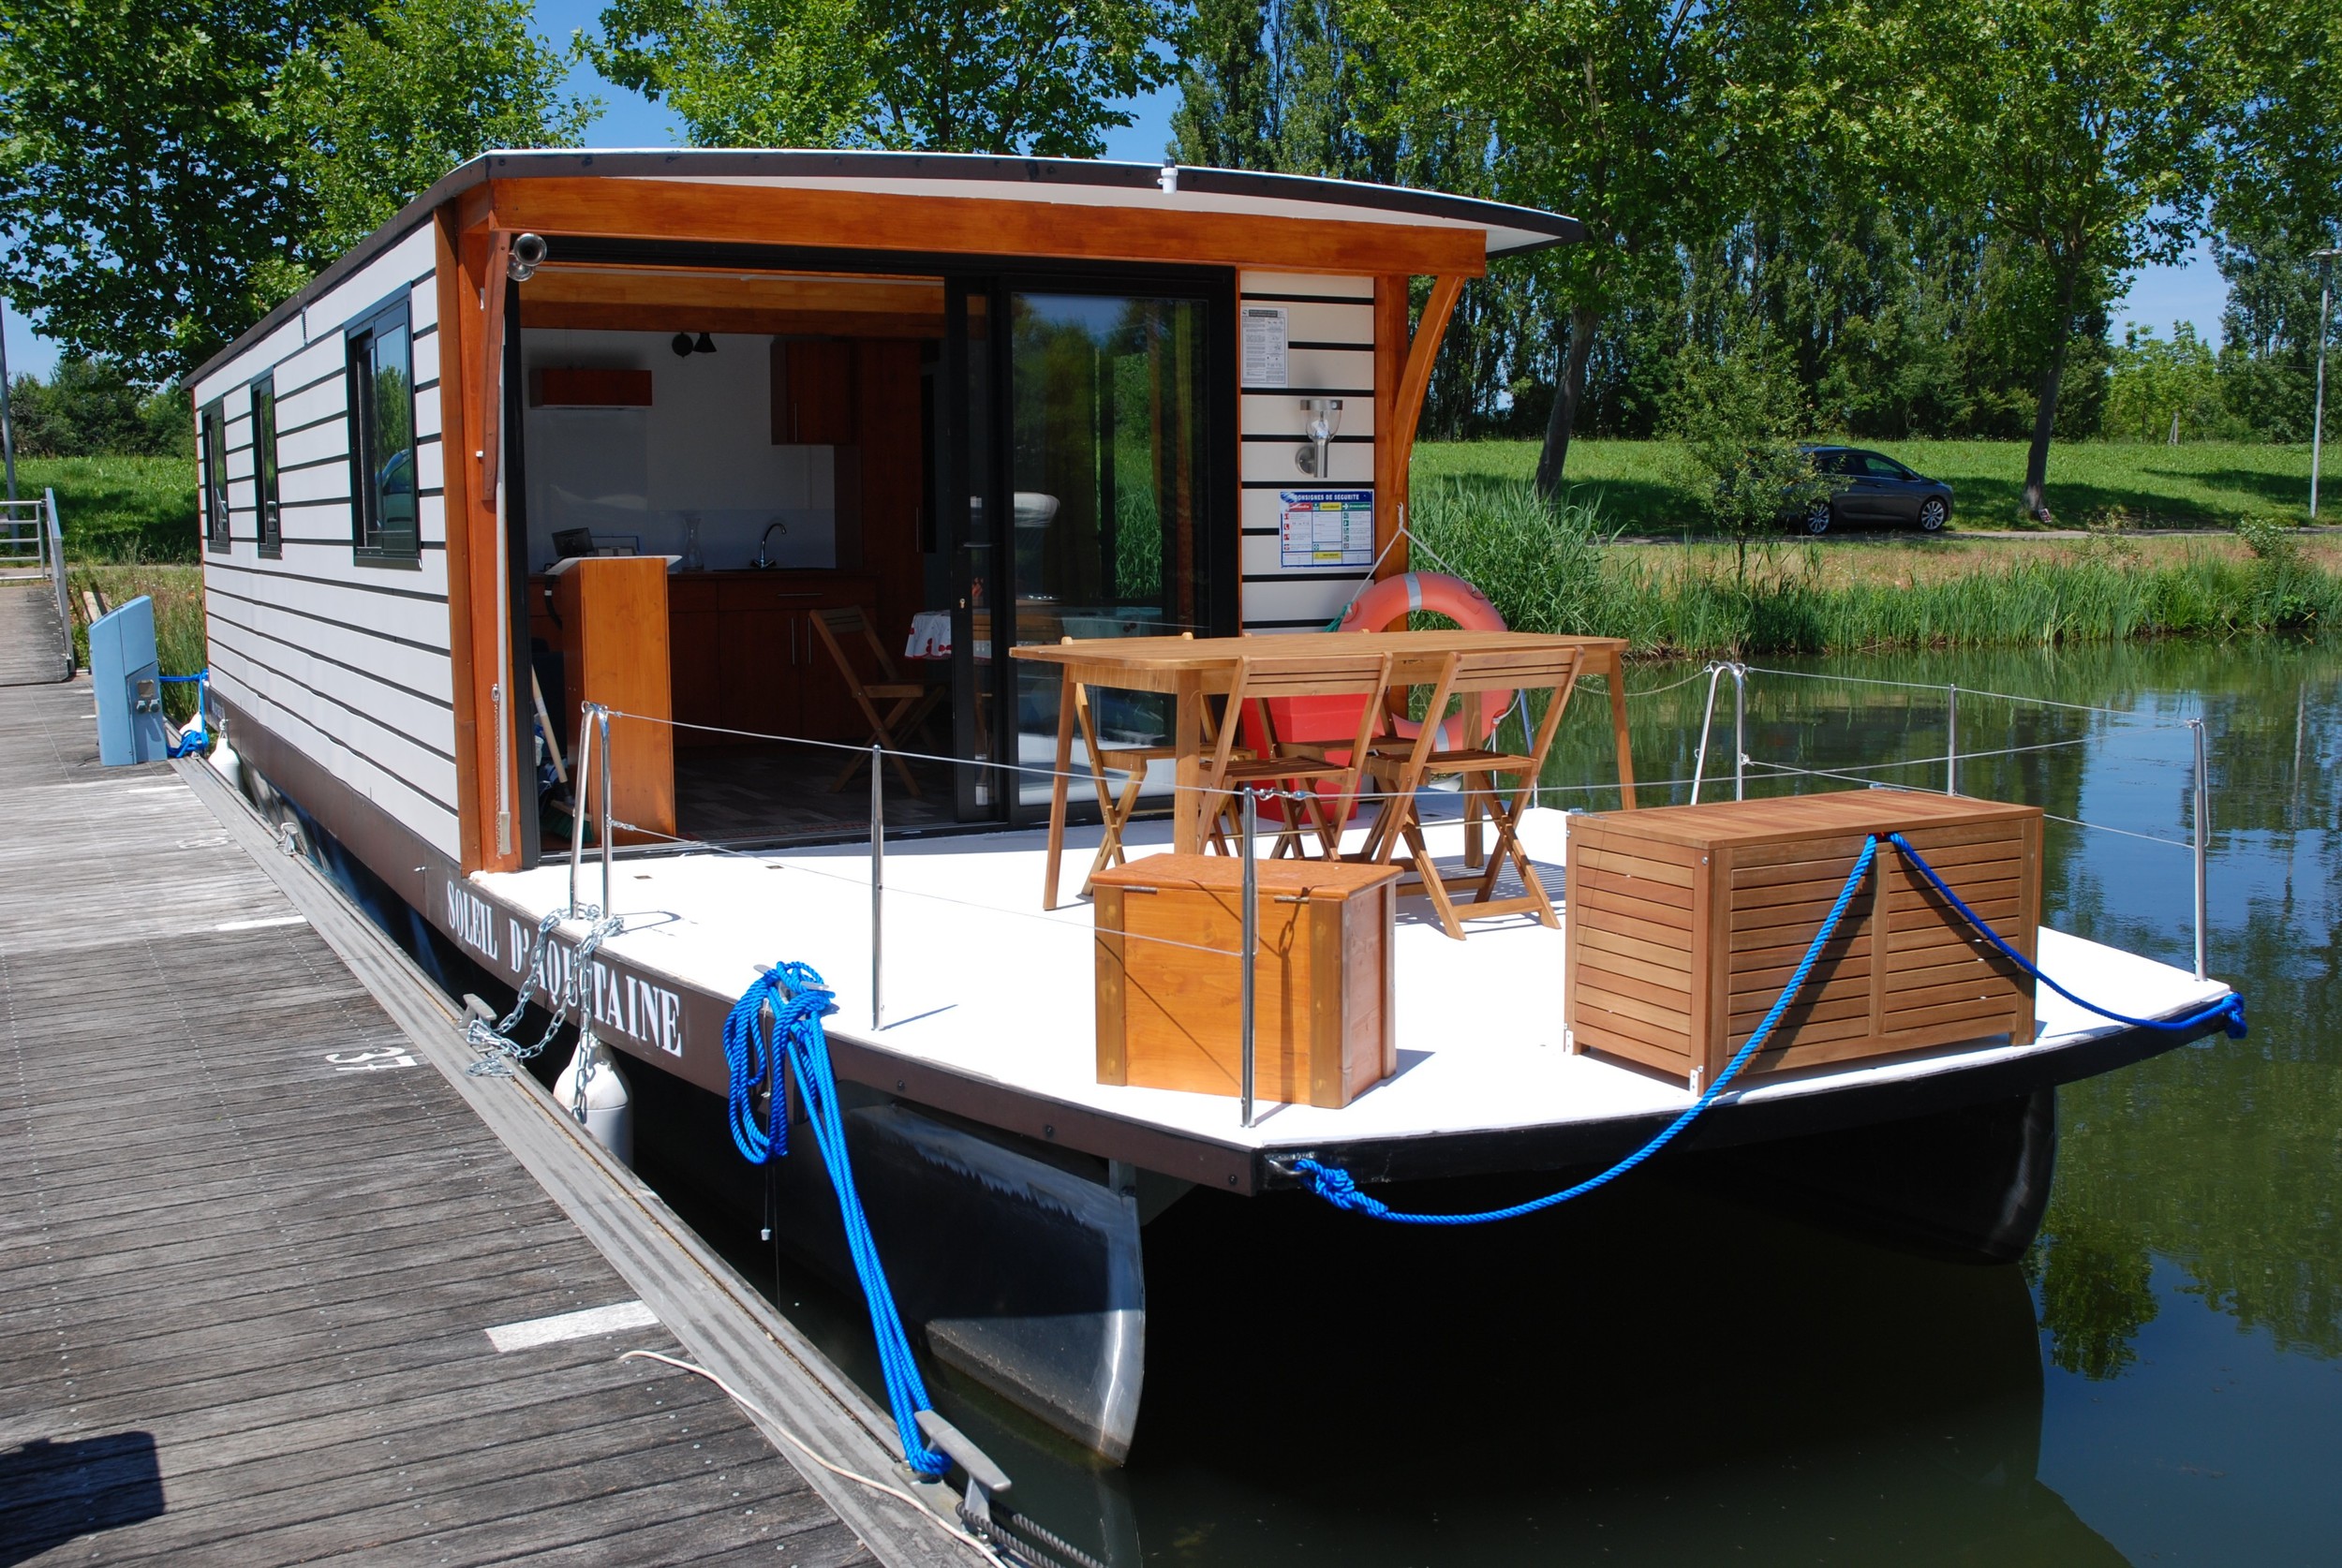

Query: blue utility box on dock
[[90, 596, 170, 765]]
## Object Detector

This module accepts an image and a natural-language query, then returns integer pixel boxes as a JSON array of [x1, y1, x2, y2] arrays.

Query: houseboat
[[186, 150, 2240, 1466]]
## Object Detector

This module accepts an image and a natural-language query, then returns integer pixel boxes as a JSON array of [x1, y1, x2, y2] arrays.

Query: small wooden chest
[[1564, 791, 2042, 1090], [1091, 855, 1400, 1107]]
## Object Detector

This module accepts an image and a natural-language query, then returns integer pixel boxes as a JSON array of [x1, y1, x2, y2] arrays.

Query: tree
[[0, 0, 362, 382], [1352, 0, 1732, 497], [595, 0, 1184, 156], [2103, 321, 2223, 442], [1957, 0, 2224, 518], [1664, 332, 1826, 583], [2215, 0, 2341, 254], [277, 0, 601, 258]]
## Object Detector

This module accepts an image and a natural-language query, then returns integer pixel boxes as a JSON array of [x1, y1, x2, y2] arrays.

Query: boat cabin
[[190, 150, 1579, 869]]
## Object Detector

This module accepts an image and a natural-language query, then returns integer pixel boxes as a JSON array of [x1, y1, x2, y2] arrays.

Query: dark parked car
[[1794, 445, 1953, 535]]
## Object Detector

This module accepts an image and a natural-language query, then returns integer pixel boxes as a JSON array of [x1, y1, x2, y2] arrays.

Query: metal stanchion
[[569, 704, 597, 918], [871, 742, 885, 1030], [597, 706, 614, 917], [1239, 789, 1258, 1130], [1689, 662, 1724, 805], [1731, 662, 1747, 801], [2190, 718, 2209, 981], [1946, 683, 1959, 796]]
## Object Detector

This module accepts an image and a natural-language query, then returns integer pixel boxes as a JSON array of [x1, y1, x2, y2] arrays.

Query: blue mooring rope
[[1886, 832, 2246, 1041], [160, 668, 209, 758], [1296, 835, 1883, 1224], [721, 962, 950, 1479], [1296, 826, 2252, 1225]]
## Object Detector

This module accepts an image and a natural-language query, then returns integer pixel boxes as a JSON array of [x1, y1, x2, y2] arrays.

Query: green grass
[[1414, 438, 2321, 534], [1410, 479, 2342, 659], [18, 455, 199, 561]]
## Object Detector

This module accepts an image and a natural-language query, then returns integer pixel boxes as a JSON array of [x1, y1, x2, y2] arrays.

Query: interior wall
[[518, 329, 837, 571]]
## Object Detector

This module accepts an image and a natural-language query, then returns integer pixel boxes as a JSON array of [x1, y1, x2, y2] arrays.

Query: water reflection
[[679, 640, 2342, 1563]]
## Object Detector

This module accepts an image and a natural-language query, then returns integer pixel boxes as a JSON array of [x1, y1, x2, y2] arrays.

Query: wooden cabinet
[[771, 338, 856, 445], [551, 557, 674, 841], [1564, 791, 2042, 1091], [667, 572, 879, 746], [1091, 855, 1400, 1108]]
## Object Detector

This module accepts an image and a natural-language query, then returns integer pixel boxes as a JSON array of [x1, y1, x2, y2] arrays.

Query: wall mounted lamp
[[671, 332, 719, 357], [1296, 397, 1343, 478]]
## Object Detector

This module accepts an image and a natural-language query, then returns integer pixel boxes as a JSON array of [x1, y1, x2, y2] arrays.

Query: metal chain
[[466, 907, 626, 1077]]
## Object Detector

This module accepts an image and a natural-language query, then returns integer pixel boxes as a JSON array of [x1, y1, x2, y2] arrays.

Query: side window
[[252, 380, 282, 557], [1860, 453, 1906, 479], [201, 402, 230, 552], [348, 300, 418, 562]]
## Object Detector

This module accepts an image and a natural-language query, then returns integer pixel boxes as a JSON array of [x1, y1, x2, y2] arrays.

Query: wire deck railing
[[527, 655, 2220, 1129]]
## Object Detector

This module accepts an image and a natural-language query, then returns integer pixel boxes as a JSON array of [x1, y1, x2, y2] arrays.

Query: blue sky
[[0, 3, 2226, 381]]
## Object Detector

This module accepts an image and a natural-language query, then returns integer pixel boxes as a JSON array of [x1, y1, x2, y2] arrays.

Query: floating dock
[[0, 624, 972, 1564]]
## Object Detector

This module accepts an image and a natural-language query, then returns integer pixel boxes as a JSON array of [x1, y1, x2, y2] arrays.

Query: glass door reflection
[[1007, 288, 1217, 812]]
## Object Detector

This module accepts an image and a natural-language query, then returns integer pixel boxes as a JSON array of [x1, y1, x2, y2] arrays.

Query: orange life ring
[[1337, 571, 1510, 747]]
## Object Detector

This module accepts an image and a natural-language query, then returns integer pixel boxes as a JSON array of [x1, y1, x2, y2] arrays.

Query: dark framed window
[[251, 378, 282, 557], [201, 401, 230, 552], [347, 299, 418, 562]]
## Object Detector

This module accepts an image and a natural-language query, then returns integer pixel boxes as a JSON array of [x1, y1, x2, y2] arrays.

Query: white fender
[[555, 1036, 633, 1168]]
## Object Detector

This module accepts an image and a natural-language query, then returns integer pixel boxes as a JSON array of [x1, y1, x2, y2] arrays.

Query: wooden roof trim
[[478, 177, 1491, 279]]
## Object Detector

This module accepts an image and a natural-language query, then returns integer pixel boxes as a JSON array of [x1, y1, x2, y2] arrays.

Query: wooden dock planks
[[0, 673, 883, 1566]]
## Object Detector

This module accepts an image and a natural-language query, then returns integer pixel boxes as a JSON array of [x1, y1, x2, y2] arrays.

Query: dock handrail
[[47, 490, 70, 673]]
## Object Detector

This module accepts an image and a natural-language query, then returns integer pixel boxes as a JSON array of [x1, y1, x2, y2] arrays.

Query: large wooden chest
[[1564, 791, 2042, 1090], [1091, 855, 1400, 1107]]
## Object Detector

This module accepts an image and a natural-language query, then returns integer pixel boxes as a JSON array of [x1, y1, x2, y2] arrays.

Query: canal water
[[654, 638, 2342, 1566]]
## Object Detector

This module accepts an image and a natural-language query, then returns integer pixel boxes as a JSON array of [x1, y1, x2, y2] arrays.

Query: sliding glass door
[[1001, 283, 1228, 813]]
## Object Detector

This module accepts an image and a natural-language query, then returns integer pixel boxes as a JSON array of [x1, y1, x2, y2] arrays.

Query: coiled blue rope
[[1886, 832, 2246, 1040], [721, 962, 949, 1479], [1296, 835, 1883, 1225]]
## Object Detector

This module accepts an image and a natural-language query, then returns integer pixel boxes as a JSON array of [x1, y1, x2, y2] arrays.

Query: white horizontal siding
[[1241, 392, 1376, 438], [203, 559, 449, 643], [304, 224, 436, 338], [1259, 301, 1374, 346], [205, 581, 453, 702], [1244, 346, 1373, 393], [414, 383, 443, 442], [208, 635, 455, 809], [412, 326, 441, 388], [1240, 441, 1372, 486], [208, 614, 454, 762], [278, 418, 350, 476], [279, 458, 353, 508], [211, 663, 460, 861], [1240, 271, 1374, 301], [194, 316, 308, 408]]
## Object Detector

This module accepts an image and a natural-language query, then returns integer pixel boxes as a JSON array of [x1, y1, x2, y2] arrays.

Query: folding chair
[[812, 606, 945, 797], [1063, 634, 1251, 893], [1360, 645, 1582, 938], [1200, 651, 1393, 861]]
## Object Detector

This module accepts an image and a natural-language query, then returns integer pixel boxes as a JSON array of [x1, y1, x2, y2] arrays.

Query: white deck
[[477, 807, 2232, 1151]]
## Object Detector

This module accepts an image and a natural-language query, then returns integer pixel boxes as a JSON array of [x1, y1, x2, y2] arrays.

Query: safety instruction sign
[[1241, 305, 1289, 388], [1280, 490, 1375, 569]]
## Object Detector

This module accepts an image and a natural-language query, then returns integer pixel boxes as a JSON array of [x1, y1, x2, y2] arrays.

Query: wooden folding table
[[1012, 630, 1638, 908]]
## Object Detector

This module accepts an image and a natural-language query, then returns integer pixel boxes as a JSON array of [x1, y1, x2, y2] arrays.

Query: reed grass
[[1410, 479, 2342, 658]]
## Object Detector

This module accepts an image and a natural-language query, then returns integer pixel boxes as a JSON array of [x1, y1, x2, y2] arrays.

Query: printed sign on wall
[[1280, 490, 1375, 569], [1242, 306, 1289, 388]]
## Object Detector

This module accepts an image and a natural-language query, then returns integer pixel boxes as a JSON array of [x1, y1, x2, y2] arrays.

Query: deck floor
[[0, 580, 67, 687], [0, 674, 879, 1565], [484, 801, 2233, 1155]]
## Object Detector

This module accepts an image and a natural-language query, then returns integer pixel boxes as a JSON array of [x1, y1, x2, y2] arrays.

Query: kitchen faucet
[[753, 518, 789, 570]]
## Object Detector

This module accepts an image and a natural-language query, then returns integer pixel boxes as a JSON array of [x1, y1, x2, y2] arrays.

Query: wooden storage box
[[1564, 791, 2042, 1090], [1092, 855, 1400, 1107]]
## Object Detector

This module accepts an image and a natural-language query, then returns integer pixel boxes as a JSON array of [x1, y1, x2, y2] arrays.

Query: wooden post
[[446, 209, 521, 871]]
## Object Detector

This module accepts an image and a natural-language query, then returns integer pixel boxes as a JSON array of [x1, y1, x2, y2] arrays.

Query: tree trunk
[[1534, 303, 1599, 499], [2021, 262, 2082, 521]]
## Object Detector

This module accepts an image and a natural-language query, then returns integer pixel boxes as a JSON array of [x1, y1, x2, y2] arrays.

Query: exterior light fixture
[[671, 332, 694, 358], [1159, 158, 1178, 194], [507, 232, 547, 281], [692, 332, 717, 355], [1296, 397, 1343, 477]]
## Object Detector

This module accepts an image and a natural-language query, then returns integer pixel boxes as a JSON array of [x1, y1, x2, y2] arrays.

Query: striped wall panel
[[195, 217, 462, 859], [1235, 269, 1380, 632]]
